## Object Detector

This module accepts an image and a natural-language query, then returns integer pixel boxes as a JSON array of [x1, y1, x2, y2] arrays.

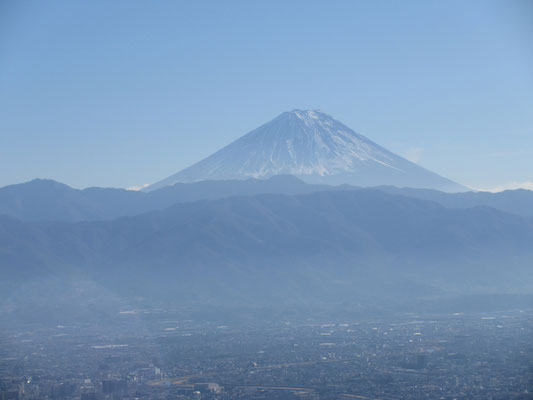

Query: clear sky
[[1, 0, 532, 191]]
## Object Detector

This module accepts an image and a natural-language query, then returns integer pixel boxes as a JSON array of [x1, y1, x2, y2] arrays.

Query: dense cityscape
[[1, 308, 532, 400]]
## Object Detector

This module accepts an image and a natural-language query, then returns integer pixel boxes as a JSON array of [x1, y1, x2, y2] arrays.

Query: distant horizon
[[2, 105, 532, 193], [4, 173, 533, 195], [1, 1, 532, 191]]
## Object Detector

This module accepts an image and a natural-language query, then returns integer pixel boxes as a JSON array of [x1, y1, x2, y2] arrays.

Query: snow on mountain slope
[[145, 110, 467, 192]]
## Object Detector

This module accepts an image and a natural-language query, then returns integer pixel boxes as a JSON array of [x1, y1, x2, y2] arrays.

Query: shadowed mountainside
[[1, 177, 532, 223], [1, 189, 532, 306]]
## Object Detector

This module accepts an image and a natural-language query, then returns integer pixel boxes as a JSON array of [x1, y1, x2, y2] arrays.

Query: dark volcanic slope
[[1, 190, 532, 304]]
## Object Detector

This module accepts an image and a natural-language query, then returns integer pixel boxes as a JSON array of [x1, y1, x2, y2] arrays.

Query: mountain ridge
[[1, 177, 533, 222], [1, 189, 532, 305]]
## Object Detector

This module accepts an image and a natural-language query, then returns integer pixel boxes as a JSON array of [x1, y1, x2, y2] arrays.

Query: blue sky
[[1, 0, 532, 190]]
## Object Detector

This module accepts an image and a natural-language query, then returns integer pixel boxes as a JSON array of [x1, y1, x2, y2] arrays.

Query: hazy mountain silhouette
[[0, 176, 326, 222], [1, 190, 532, 305], [1, 177, 532, 223], [375, 186, 533, 218]]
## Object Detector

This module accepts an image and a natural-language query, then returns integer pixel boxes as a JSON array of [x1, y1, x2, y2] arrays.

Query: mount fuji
[[145, 110, 467, 192]]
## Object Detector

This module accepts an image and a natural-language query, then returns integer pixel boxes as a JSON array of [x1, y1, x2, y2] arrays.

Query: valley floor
[[1, 307, 532, 399]]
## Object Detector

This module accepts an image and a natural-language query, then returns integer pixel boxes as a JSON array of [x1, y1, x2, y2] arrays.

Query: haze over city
[[1, 1, 532, 400]]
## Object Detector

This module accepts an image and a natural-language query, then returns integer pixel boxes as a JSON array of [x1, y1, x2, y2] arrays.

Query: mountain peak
[[285, 109, 332, 124], [145, 110, 466, 192], [289, 108, 323, 117], [1, 178, 73, 193]]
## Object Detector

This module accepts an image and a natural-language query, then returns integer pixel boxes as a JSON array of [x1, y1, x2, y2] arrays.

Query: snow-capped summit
[[145, 110, 466, 192]]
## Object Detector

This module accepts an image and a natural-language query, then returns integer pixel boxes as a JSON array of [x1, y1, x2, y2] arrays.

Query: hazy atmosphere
[[1, 1, 532, 400]]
